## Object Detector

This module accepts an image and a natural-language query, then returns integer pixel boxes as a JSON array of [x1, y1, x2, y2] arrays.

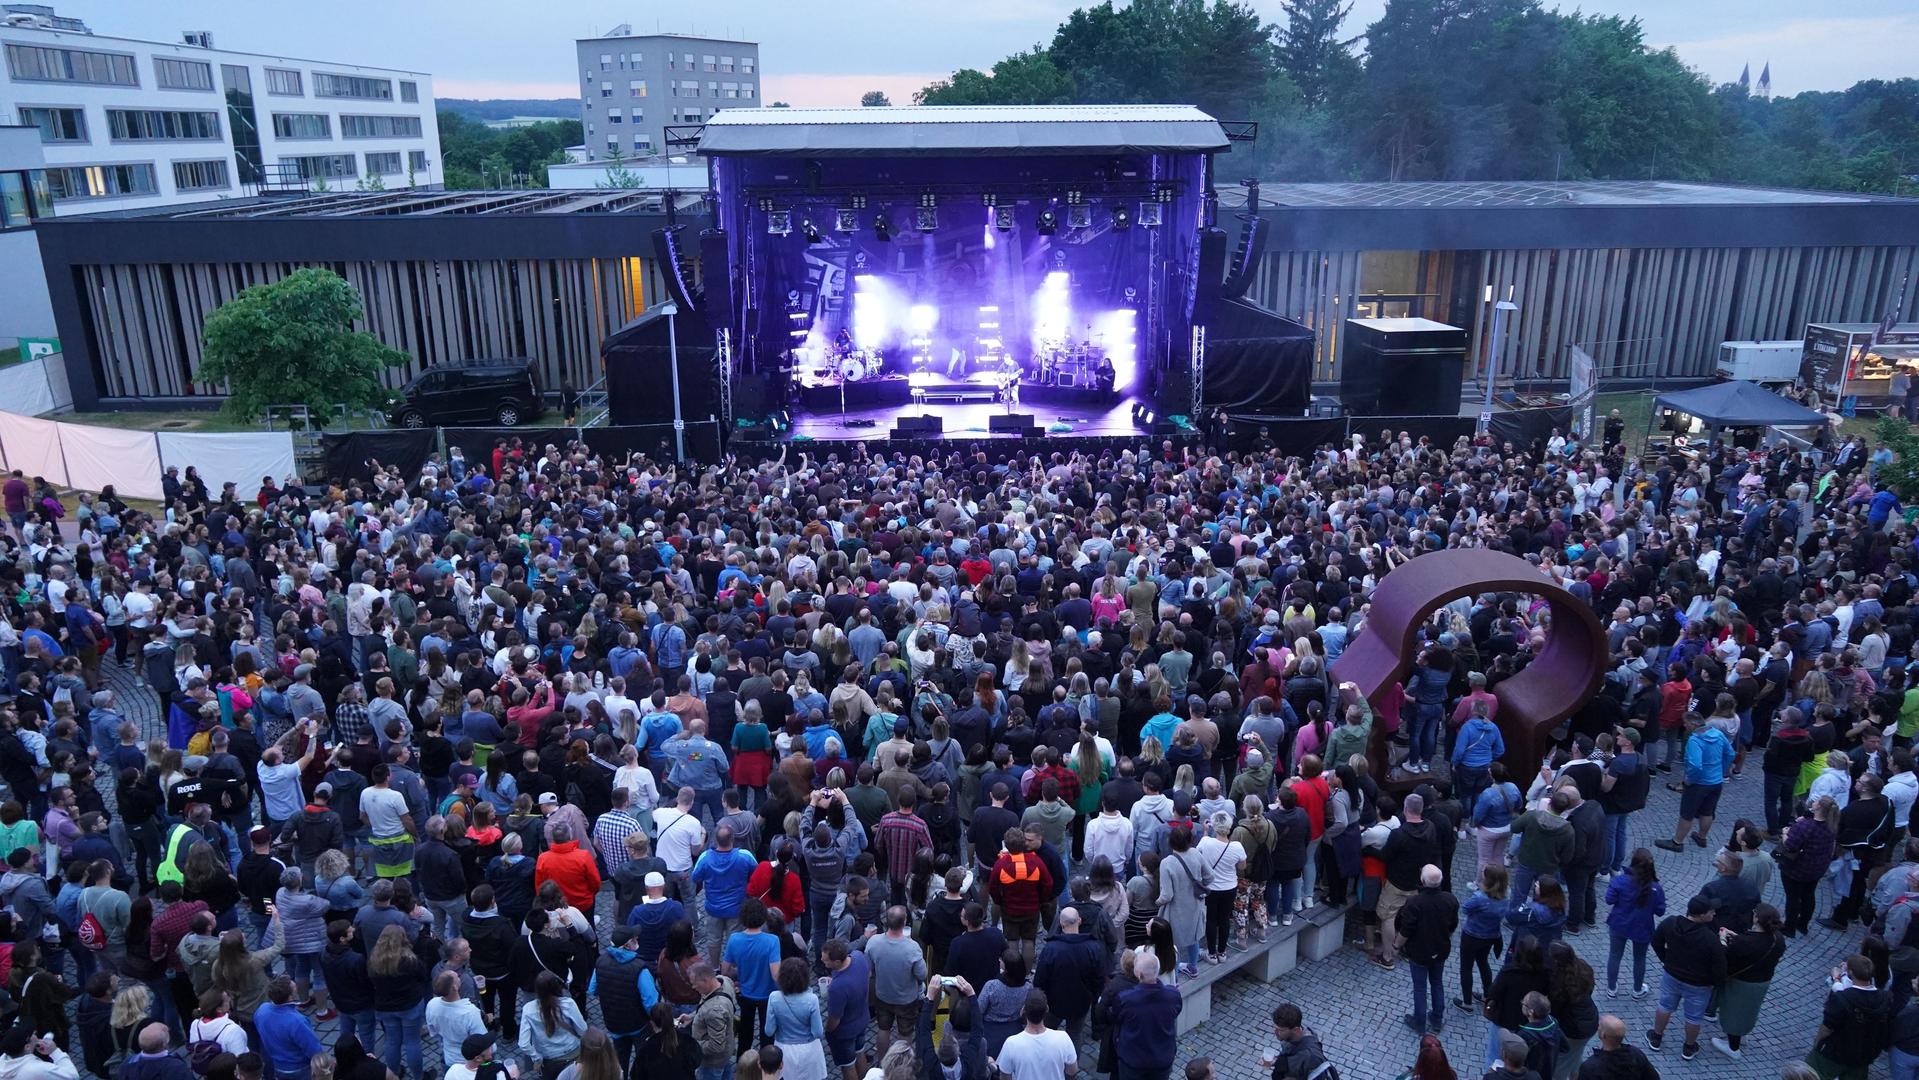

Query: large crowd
[[0, 412, 1908, 1080]]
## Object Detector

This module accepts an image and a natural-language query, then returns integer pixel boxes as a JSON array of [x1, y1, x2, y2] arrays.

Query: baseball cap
[[460, 1034, 497, 1060], [293, 664, 315, 679], [182, 755, 209, 771], [644, 871, 666, 888], [249, 826, 272, 843], [538, 792, 559, 806], [314, 781, 334, 798]]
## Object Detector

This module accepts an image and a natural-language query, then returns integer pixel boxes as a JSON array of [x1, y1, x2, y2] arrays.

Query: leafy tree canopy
[[195, 269, 409, 423], [861, 90, 892, 107], [436, 111, 581, 188]]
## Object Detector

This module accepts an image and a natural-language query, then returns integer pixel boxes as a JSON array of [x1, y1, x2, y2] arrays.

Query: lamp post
[[656, 299, 685, 461], [1480, 298, 1518, 435]]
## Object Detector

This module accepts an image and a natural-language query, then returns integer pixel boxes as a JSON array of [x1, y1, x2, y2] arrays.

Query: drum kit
[[1036, 341, 1104, 387]]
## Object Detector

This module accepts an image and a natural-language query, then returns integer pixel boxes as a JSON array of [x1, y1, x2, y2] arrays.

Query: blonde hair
[[110, 983, 153, 1029]]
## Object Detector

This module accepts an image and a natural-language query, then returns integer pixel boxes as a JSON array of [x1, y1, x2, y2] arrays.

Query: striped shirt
[[874, 810, 932, 884]]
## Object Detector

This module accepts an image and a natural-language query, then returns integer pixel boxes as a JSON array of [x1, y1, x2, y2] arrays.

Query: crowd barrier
[[0, 413, 294, 502], [0, 353, 71, 417], [317, 421, 726, 484], [1220, 406, 1573, 455]]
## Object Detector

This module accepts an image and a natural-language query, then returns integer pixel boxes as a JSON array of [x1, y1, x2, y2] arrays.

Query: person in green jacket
[[1326, 694, 1374, 772]]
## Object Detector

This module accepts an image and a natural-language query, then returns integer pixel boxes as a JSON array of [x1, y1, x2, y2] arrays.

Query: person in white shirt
[[424, 970, 488, 1071], [653, 786, 707, 884], [187, 991, 252, 1057], [1082, 796, 1133, 875], [990, 990, 1079, 1080]]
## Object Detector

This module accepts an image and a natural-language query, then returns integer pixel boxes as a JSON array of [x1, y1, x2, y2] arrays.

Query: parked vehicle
[[389, 358, 543, 427], [1715, 340, 1802, 385]]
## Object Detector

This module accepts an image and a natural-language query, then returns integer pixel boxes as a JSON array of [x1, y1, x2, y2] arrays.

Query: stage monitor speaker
[[1221, 216, 1269, 300], [652, 226, 697, 313], [699, 229, 731, 327], [1190, 227, 1230, 324], [892, 415, 943, 436], [1057, 371, 1076, 388], [989, 413, 1039, 434]]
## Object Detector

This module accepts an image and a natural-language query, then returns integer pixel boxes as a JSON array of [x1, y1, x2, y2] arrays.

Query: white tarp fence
[[0, 358, 59, 418], [0, 413, 67, 488], [157, 432, 294, 501], [57, 424, 164, 501]]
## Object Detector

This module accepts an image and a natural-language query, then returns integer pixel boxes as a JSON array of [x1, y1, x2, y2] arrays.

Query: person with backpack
[[1261, 1001, 1338, 1080], [186, 988, 250, 1071], [1808, 953, 1896, 1080], [77, 857, 127, 973], [1234, 794, 1278, 946]]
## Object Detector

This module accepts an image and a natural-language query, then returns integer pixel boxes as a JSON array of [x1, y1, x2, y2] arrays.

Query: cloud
[[760, 72, 950, 107], [1660, 14, 1919, 93]]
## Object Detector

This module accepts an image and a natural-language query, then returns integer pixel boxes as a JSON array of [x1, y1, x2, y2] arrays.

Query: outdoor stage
[[787, 394, 1142, 442]]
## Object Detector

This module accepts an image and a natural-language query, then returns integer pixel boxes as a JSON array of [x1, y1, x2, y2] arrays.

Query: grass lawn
[[1598, 388, 1886, 455], [0, 347, 20, 369]]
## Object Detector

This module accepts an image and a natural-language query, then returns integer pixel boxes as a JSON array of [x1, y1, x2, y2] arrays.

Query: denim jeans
[[1300, 837, 1320, 902], [1763, 773, 1796, 836], [1657, 972, 1711, 1024], [1564, 866, 1598, 930], [1408, 958, 1445, 1028], [695, 1065, 734, 1080], [427, 896, 468, 940], [1606, 932, 1647, 991], [1410, 703, 1442, 765], [1455, 766, 1490, 818], [1603, 814, 1630, 872], [376, 999, 426, 1079], [1891, 1045, 1919, 1080], [1178, 941, 1202, 971], [246, 911, 274, 950], [1509, 864, 1540, 914]]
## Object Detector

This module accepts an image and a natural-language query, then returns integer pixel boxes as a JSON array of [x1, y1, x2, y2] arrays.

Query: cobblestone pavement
[[1182, 765, 1874, 1080], [86, 658, 1878, 1079]]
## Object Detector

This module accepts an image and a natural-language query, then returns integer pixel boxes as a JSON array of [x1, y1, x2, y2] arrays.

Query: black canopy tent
[[1649, 379, 1828, 443]]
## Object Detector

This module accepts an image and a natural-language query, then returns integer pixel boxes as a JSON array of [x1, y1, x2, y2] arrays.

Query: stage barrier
[[1222, 406, 1572, 455], [318, 421, 725, 484]]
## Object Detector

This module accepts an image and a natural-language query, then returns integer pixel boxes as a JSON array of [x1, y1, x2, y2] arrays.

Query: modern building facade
[[0, 4, 441, 213], [31, 171, 1919, 414], [575, 28, 757, 163], [0, 123, 56, 340]]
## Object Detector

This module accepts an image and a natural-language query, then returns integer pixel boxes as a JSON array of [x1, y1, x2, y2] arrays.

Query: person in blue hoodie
[[1470, 763, 1524, 881], [1455, 862, 1509, 1012], [689, 822, 759, 963], [1506, 873, 1568, 952], [625, 870, 687, 963], [1603, 848, 1666, 998], [1451, 701, 1505, 813], [1656, 715, 1734, 854]]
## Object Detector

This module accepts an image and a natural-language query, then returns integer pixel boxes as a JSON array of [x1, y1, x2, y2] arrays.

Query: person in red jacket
[[988, 826, 1054, 964], [533, 822, 601, 909], [746, 840, 806, 924], [1656, 664, 1692, 776]]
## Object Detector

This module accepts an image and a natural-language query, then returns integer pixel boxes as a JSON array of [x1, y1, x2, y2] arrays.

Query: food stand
[[1800, 321, 1919, 407]]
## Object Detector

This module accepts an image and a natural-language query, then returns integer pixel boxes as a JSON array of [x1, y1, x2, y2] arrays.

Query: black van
[[389, 358, 543, 427]]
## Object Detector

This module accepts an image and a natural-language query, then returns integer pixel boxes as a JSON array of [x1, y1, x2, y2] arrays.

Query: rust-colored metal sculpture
[[1330, 548, 1608, 778]]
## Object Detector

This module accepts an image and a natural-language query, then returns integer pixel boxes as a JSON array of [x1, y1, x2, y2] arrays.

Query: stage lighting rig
[[1112, 206, 1132, 230], [850, 194, 868, 209], [800, 218, 823, 244], [994, 206, 1015, 232], [834, 209, 858, 232], [981, 194, 998, 207], [1067, 205, 1091, 230], [1154, 186, 1176, 203], [916, 207, 939, 231], [767, 210, 792, 236], [1036, 209, 1057, 235], [1138, 203, 1163, 227]]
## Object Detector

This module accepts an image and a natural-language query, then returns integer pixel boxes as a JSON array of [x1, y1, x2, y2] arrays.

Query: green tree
[[860, 90, 891, 107], [1275, 0, 1358, 108], [769, 101, 791, 108], [917, 50, 1075, 105], [1877, 417, 1919, 501], [194, 268, 408, 423], [598, 148, 641, 189]]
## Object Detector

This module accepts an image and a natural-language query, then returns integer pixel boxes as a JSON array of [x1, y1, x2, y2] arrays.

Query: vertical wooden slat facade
[[77, 256, 663, 400], [1247, 242, 1919, 384]]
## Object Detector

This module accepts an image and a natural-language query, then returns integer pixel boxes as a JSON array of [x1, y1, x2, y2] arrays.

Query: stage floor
[[788, 395, 1146, 441]]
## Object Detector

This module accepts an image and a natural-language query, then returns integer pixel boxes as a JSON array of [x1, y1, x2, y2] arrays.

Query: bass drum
[[839, 357, 868, 381]]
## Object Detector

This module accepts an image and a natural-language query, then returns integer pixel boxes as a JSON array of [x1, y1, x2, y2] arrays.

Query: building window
[[606, 137, 619, 155], [631, 108, 643, 124], [634, 134, 652, 151], [742, 58, 755, 74], [706, 82, 718, 94], [106, 109, 221, 141], [666, 55, 676, 69], [630, 51, 643, 63], [364, 151, 402, 175], [340, 114, 423, 138], [600, 53, 612, 67], [18, 106, 86, 143], [153, 56, 214, 91], [0, 172, 30, 228], [684, 53, 694, 66], [5, 43, 137, 86], [721, 57, 734, 73], [265, 67, 303, 96], [681, 81, 699, 97], [271, 113, 331, 139], [408, 150, 428, 173], [313, 72, 393, 100], [282, 153, 355, 180], [608, 109, 622, 124], [741, 84, 754, 99], [601, 81, 612, 97], [703, 55, 716, 71], [629, 80, 645, 97], [44, 163, 159, 201], [399, 80, 418, 103], [171, 159, 230, 191]]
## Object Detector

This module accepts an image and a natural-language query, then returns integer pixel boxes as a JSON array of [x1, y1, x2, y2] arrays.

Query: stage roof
[[696, 105, 1231, 157]]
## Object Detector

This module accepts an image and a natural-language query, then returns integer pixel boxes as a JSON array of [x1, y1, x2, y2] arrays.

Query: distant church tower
[[1756, 62, 1772, 98], [1738, 63, 1750, 91]]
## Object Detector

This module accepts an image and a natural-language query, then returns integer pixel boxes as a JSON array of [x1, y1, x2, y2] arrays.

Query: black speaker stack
[[988, 413, 1040, 436], [1338, 318, 1468, 416], [891, 415, 943, 438]]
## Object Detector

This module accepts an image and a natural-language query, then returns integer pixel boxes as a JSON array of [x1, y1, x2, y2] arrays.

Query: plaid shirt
[[874, 810, 931, 884], [593, 808, 643, 874], [333, 701, 369, 746]]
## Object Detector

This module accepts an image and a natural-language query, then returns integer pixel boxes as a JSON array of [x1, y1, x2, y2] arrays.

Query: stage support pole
[[657, 300, 686, 461], [1479, 299, 1518, 435]]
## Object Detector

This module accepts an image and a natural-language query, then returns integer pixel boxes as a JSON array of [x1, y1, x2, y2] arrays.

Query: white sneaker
[[1710, 1037, 1740, 1059], [1303, 897, 1316, 910], [1282, 913, 1295, 926]]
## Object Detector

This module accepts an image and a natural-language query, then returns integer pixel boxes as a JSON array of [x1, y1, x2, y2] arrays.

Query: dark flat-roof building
[[33, 113, 1919, 413]]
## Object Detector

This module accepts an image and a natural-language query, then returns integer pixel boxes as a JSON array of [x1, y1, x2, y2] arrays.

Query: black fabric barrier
[[581, 422, 724, 464], [1202, 298, 1315, 414], [1488, 406, 1573, 450], [1217, 407, 1570, 456], [318, 430, 436, 484]]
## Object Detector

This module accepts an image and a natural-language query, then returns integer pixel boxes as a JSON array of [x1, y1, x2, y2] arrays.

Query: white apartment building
[[0, 5, 442, 213]]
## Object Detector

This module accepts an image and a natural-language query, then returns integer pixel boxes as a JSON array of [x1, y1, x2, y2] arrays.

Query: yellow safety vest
[[156, 823, 195, 886]]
